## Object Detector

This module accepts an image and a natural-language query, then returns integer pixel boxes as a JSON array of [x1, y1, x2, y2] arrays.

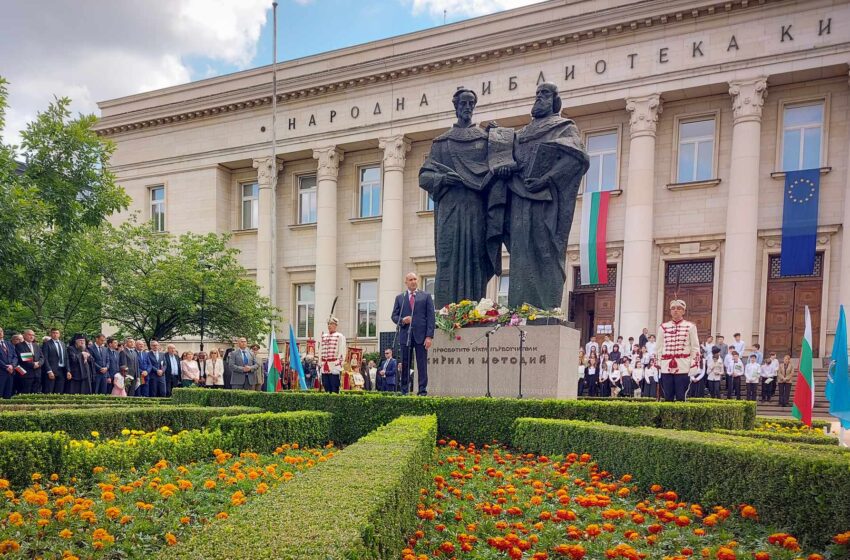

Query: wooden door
[[764, 253, 823, 358], [572, 265, 617, 339], [594, 290, 617, 335], [663, 260, 714, 339]]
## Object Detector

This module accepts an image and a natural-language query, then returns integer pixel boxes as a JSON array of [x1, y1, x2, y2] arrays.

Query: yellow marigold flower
[[0, 479, 10, 490], [0, 540, 20, 554], [165, 533, 177, 546], [63, 554, 80, 560], [59, 529, 73, 539], [121, 429, 131, 436], [31, 473, 42, 481], [91, 431, 99, 438]]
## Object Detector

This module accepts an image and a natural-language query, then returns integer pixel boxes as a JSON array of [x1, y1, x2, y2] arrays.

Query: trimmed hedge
[[511, 418, 850, 547], [755, 415, 831, 433], [0, 431, 68, 488], [11, 394, 172, 406], [713, 428, 839, 446], [0, 406, 261, 438], [210, 411, 332, 453], [161, 415, 437, 560], [171, 388, 753, 444]]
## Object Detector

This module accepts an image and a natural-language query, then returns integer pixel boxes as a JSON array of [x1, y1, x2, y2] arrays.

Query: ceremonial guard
[[656, 299, 700, 401], [319, 316, 346, 394]]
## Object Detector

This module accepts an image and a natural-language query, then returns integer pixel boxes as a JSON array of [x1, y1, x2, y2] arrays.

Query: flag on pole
[[780, 169, 820, 276], [266, 329, 283, 392], [579, 190, 611, 285], [792, 305, 815, 426], [825, 304, 850, 429], [289, 325, 308, 391]]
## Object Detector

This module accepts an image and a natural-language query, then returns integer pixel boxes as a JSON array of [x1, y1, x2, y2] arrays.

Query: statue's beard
[[531, 101, 552, 118]]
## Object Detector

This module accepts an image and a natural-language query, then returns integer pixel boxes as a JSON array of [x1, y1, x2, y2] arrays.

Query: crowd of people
[[577, 329, 795, 405]]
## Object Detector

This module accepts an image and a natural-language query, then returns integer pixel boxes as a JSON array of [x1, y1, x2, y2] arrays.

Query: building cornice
[[94, 0, 777, 137]]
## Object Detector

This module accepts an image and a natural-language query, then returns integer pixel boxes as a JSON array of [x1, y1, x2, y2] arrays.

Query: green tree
[[100, 220, 277, 344], [0, 77, 128, 334]]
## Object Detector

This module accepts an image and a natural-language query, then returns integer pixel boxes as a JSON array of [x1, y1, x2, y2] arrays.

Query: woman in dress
[[619, 357, 633, 397], [577, 350, 587, 396], [111, 369, 127, 397], [585, 356, 599, 397], [180, 351, 201, 387], [205, 349, 225, 388]]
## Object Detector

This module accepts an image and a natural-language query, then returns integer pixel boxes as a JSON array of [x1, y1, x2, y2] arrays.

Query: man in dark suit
[[147, 340, 167, 398], [67, 334, 93, 394], [134, 340, 151, 397], [14, 329, 43, 395], [41, 327, 68, 394], [391, 272, 436, 396], [378, 348, 397, 392], [0, 327, 19, 399], [88, 333, 110, 395], [106, 337, 120, 392], [119, 337, 140, 396], [163, 343, 180, 396]]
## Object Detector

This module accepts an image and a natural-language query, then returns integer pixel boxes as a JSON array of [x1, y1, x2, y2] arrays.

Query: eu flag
[[780, 168, 820, 277]]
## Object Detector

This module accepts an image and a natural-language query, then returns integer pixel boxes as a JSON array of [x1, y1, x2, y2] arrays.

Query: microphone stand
[[469, 324, 501, 398], [391, 316, 401, 395], [516, 327, 526, 399]]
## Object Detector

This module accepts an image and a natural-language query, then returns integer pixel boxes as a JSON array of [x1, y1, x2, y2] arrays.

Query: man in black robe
[[495, 83, 589, 309], [419, 89, 495, 308]]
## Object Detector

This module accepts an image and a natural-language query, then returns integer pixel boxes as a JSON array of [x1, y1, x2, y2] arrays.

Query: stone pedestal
[[426, 323, 580, 399]]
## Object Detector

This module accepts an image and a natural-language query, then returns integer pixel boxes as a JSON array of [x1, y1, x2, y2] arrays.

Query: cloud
[[406, 0, 545, 18], [0, 0, 269, 149]]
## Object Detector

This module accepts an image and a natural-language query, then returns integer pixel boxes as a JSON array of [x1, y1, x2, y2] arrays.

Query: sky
[[0, 0, 545, 150]]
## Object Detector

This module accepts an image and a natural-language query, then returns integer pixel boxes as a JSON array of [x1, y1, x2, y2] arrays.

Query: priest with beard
[[493, 83, 589, 309], [419, 88, 496, 308]]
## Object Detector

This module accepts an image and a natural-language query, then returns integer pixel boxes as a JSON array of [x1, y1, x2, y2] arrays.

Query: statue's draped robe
[[420, 124, 494, 308], [503, 114, 589, 309]]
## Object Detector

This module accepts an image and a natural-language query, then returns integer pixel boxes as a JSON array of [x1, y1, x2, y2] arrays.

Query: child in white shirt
[[744, 355, 760, 401]]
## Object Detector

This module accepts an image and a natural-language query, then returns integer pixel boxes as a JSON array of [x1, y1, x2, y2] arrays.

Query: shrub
[[511, 417, 850, 547], [756, 415, 831, 433], [171, 388, 753, 444], [0, 431, 68, 488], [161, 415, 437, 560], [0, 406, 261, 438], [12, 394, 171, 405], [713, 428, 839, 446], [210, 411, 331, 452]]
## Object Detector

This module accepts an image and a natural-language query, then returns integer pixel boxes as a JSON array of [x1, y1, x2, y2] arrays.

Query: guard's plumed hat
[[327, 316, 339, 325], [669, 299, 687, 310]]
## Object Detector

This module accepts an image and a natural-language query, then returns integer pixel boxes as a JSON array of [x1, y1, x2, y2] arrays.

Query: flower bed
[[511, 418, 850, 547], [162, 415, 437, 560], [404, 441, 850, 560], [171, 388, 755, 445], [0, 443, 334, 559], [754, 417, 832, 434]]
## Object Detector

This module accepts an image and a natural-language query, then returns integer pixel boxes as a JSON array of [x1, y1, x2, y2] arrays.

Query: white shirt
[[724, 353, 734, 373], [621, 343, 632, 356], [707, 358, 725, 381], [744, 362, 761, 383], [760, 363, 777, 379], [645, 367, 659, 382], [585, 341, 599, 355], [730, 360, 744, 377], [602, 340, 615, 354], [732, 340, 745, 355], [632, 365, 644, 383], [645, 341, 656, 356]]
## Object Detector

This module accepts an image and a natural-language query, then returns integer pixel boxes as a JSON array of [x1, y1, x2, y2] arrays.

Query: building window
[[497, 275, 509, 307], [356, 280, 377, 338], [298, 175, 317, 224], [421, 275, 435, 295], [150, 186, 165, 232], [584, 130, 618, 193], [295, 284, 315, 338], [782, 101, 824, 172], [241, 182, 259, 230], [425, 193, 434, 211], [359, 165, 381, 218], [677, 118, 715, 182]]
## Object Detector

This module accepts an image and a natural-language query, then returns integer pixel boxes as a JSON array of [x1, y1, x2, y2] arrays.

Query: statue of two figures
[[419, 83, 590, 310]]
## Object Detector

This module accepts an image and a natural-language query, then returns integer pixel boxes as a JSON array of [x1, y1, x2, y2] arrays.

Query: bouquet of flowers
[[435, 298, 563, 337]]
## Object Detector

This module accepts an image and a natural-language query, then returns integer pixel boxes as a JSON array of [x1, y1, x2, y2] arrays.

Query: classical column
[[377, 135, 411, 333], [312, 146, 344, 331], [619, 94, 662, 339], [719, 77, 768, 344], [840, 73, 850, 313], [253, 156, 279, 303]]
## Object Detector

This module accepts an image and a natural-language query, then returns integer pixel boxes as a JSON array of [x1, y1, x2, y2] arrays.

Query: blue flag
[[825, 305, 850, 429], [289, 324, 308, 391], [780, 168, 820, 276]]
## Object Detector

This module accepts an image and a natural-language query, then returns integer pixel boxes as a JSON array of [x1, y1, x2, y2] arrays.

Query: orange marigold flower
[[180, 516, 190, 524], [0, 540, 20, 554], [740, 505, 758, 520], [7, 512, 22, 526], [165, 532, 177, 546], [439, 541, 455, 554], [715, 547, 736, 560], [753, 553, 770, 560], [216, 511, 229, 520], [833, 531, 850, 546], [105, 507, 121, 519]]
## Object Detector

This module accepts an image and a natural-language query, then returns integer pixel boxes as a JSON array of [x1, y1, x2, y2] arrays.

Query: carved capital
[[378, 135, 411, 172], [729, 77, 768, 124], [312, 146, 344, 181], [625, 94, 663, 139], [252, 156, 281, 186]]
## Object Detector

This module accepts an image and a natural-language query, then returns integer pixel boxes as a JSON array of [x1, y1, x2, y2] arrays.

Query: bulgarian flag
[[579, 190, 610, 285], [792, 305, 815, 426], [266, 328, 283, 392]]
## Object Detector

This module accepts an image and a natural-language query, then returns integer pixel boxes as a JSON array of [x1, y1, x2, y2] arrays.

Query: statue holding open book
[[420, 82, 589, 310]]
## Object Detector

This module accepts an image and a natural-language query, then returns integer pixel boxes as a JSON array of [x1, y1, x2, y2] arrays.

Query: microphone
[[487, 324, 502, 335]]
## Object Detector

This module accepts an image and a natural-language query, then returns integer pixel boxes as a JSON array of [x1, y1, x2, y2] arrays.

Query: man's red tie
[[409, 292, 415, 313]]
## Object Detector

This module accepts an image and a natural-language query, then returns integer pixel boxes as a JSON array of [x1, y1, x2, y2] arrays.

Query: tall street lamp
[[199, 260, 213, 352]]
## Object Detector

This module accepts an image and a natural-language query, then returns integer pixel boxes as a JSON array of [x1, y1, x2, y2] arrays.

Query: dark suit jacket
[[0, 340, 19, 373], [15, 341, 43, 379], [107, 349, 120, 377], [147, 351, 166, 377], [391, 290, 436, 345], [68, 345, 94, 381], [88, 344, 109, 375], [164, 352, 181, 379], [41, 338, 68, 376], [379, 357, 397, 380]]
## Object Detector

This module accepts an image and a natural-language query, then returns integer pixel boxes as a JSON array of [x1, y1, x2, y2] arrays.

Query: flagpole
[[268, 1, 279, 365]]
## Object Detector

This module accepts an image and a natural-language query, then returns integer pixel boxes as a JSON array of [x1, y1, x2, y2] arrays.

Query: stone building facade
[[95, 0, 850, 357]]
